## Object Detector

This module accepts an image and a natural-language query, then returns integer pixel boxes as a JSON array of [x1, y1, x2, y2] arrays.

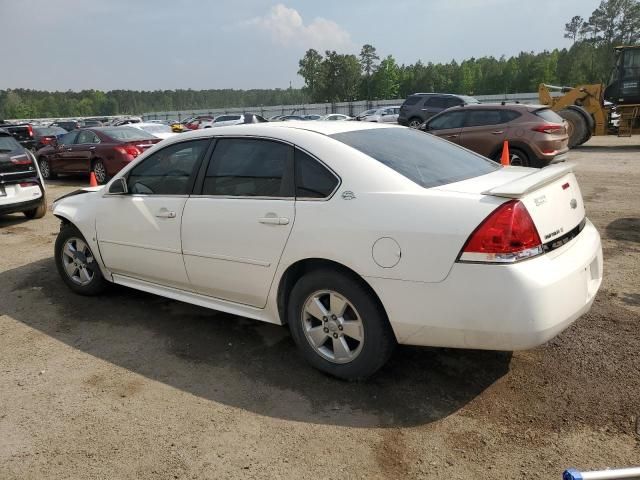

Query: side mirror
[[108, 177, 128, 194]]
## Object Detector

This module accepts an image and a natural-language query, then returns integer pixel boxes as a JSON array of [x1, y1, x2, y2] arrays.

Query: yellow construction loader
[[538, 45, 640, 147]]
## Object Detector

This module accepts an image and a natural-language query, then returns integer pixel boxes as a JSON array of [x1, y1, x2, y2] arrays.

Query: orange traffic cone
[[89, 171, 98, 187], [500, 140, 510, 166]]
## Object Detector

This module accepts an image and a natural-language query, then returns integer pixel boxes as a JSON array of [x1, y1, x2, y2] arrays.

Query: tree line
[[1, 0, 638, 120], [299, 0, 639, 102]]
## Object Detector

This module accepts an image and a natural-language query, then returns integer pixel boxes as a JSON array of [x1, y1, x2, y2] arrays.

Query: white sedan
[[51, 122, 602, 380], [127, 122, 177, 140], [362, 106, 401, 123]]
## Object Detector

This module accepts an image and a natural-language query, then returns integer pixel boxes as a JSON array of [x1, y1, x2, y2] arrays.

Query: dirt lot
[[1, 136, 639, 479]]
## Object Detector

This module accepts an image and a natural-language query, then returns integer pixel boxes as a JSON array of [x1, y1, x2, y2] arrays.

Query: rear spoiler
[[482, 163, 576, 198]]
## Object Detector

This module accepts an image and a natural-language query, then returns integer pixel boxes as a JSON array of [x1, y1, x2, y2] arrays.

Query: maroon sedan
[[36, 127, 161, 184]]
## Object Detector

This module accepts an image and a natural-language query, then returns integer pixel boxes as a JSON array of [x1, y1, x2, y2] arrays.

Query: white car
[[362, 106, 401, 123], [128, 122, 177, 140], [52, 122, 603, 379], [200, 113, 268, 128], [322, 114, 352, 121]]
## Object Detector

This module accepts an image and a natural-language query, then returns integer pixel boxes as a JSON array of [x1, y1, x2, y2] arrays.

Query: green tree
[[298, 49, 324, 102], [372, 55, 400, 99], [564, 15, 585, 42], [359, 44, 379, 100]]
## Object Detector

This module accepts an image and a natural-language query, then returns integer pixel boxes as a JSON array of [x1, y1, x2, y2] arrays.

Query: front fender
[[53, 191, 112, 281]]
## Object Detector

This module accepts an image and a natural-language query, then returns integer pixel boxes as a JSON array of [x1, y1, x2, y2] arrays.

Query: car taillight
[[19, 181, 38, 187], [116, 145, 141, 159], [10, 155, 32, 165], [532, 124, 564, 134], [41, 136, 54, 145], [27, 124, 33, 137], [458, 200, 542, 263]]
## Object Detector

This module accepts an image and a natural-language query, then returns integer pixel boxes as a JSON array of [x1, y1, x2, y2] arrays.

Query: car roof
[[445, 103, 543, 111], [159, 120, 400, 145]]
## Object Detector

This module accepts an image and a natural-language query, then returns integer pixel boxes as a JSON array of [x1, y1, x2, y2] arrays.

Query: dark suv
[[398, 93, 480, 128], [420, 103, 569, 167]]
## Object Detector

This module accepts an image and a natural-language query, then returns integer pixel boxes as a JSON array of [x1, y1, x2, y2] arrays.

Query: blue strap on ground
[[563, 469, 583, 480]]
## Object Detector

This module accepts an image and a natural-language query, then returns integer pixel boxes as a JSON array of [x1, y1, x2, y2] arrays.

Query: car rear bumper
[[0, 184, 44, 215], [366, 219, 603, 351]]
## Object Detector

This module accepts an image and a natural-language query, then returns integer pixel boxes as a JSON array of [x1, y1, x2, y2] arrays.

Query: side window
[[465, 110, 503, 127], [295, 149, 339, 199], [127, 139, 208, 195], [202, 138, 293, 197], [403, 96, 422, 106], [501, 110, 522, 123], [445, 97, 463, 108], [76, 130, 98, 144], [426, 96, 447, 108], [427, 111, 466, 130], [59, 131, 78, 145]]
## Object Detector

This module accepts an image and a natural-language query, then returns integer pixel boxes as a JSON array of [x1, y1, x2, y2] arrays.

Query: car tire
[[23, 196, 47, 219], [55, 223, 107, 296], [92, 159, 108, 185], [287, 269, 396, 380], [558, 109, 588, 148], [38, 157, 57, 180], [408, 117, 422, 129], [508, 148, 530, 167]]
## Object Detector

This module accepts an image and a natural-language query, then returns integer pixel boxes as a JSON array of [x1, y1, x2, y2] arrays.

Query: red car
[[36, 127, 161, 184], [183, 116, 213, 130]]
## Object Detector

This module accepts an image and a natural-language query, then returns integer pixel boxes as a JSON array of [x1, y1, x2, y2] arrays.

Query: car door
[[181, 137, 295, 308], [423, 110, 466, 145], [459, 109, 508, 157], [72, 129, 100, 172], [51, 131, 79, 173], [95, 139, 210, 289]]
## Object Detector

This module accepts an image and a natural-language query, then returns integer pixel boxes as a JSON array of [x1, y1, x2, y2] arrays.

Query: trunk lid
[[436, 164, 585, 245]]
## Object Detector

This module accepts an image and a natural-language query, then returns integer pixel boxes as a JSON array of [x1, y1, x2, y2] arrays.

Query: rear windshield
[[34, 127, 67, 136], [101, 127, 157, 141], [330, 128, 499, 188], [0, 135, 21, 152], [534, 108, 565, 123]]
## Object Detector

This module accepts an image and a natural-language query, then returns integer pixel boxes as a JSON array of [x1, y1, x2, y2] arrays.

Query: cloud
[[243, 4, 353, 52]]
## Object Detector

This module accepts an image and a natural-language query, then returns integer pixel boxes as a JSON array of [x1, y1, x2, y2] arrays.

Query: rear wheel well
[[277, 258, 389, 328]]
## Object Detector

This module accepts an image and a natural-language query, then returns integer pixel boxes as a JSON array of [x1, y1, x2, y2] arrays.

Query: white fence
[[142, 92, 546, 121]]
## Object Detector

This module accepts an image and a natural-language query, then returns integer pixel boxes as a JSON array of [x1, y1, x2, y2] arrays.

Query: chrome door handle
[[446, 134, 459, 139], [65, 147, 73, 151], [491, 130, 504, 134], [89, 146, 96, 150], [155, 210, 176, 219], [259, 216, 289, 225]]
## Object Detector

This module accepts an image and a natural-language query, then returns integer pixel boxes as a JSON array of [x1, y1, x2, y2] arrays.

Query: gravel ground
[[1, 136, 638, 479]]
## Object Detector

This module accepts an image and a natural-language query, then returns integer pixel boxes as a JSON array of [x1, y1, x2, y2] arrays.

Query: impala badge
[[570, 198, 578, 209], [341, 191, 356, 200]]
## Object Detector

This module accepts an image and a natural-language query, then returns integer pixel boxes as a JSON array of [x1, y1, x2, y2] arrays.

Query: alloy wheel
[[93, 161, 107, 184], [39, 159, 50, 178], [301, 289, 364, 364], [61, 237, 96, 286]]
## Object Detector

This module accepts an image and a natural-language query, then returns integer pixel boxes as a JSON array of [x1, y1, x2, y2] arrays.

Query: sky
[[0, 0, 598, 92]]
